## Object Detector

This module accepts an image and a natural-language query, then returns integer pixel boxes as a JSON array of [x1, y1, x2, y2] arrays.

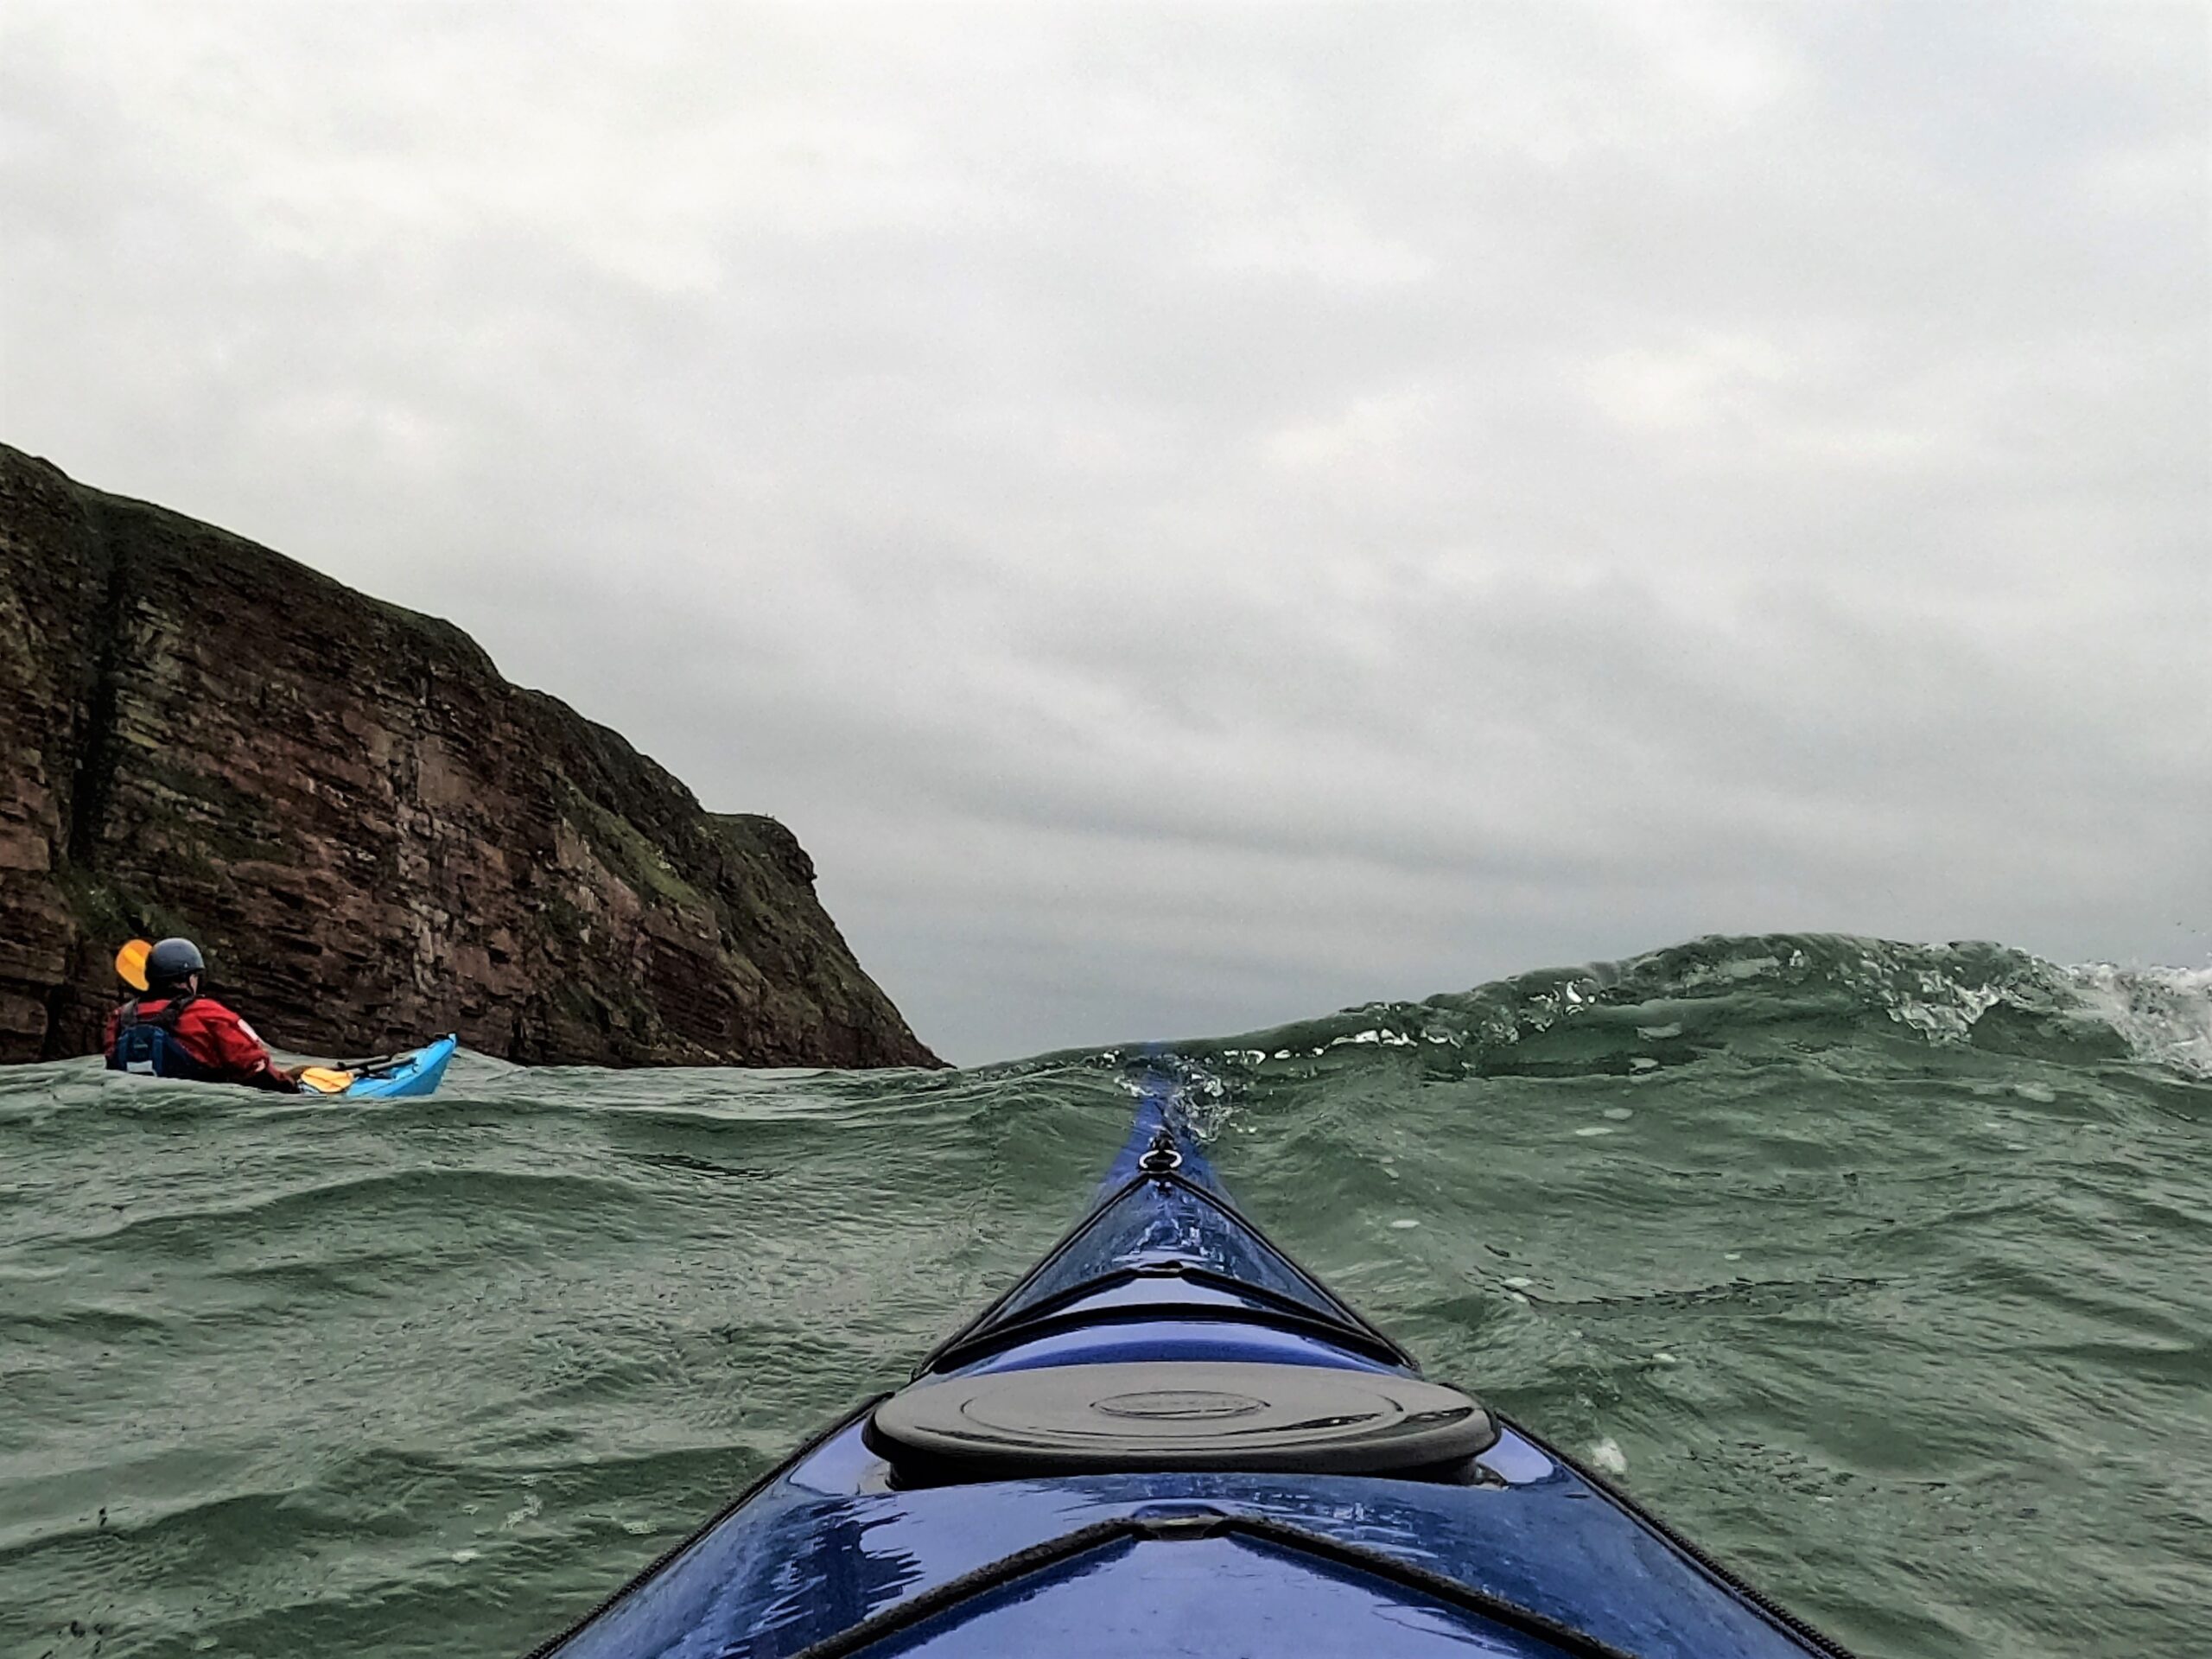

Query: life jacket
[[106, 993, 222, 1082]]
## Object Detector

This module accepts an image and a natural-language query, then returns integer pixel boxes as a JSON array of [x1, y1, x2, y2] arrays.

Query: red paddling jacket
[[105, 993, 294, 1090]]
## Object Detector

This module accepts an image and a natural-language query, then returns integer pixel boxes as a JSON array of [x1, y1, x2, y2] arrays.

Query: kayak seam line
[[774, 1512, 1643, 1659], [909, 1169, 1416, 1379], [921, 1273, 1411, 1373], [951, 1256, 1384, 1340], [1498, 1413, 1862, 1659], [906, 1172, 1176, 1375], [772, 1522, 1141, 1659], [1138, 1170, 1414, 1362], [516, 1394, 890, 1659]]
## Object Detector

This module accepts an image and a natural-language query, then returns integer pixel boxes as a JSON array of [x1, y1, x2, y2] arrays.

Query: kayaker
[[105, 937, 302, 1091]]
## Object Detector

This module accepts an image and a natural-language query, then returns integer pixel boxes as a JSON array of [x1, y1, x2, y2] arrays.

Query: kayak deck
[[532, 1087, 1851, 1659], [543, 1421, 1837, 1657], [340, 1035, 458, 1099]]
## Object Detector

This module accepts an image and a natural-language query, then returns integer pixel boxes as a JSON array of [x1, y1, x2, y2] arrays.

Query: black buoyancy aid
[[107, 994, 220, 1082]]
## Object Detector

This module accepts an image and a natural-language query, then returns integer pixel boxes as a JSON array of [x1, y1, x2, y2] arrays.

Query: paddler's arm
[[198, 1003, 304, 1090]]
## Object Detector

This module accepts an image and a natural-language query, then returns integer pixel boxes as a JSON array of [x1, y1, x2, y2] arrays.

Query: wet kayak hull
[[340, 1035, 458, 1099], [529, 1085, 1852, 1659]]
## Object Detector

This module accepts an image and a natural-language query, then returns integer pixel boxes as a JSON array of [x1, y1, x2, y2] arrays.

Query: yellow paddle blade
[[296, 1067, 356, 1096], [115, 938, 152, 992]]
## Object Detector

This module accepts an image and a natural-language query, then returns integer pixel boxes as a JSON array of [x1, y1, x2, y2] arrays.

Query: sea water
[[2, 934, 2206, 1658]]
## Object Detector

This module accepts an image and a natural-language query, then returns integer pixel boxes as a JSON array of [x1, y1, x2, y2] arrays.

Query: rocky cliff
[[0, 445, 938, 1069]]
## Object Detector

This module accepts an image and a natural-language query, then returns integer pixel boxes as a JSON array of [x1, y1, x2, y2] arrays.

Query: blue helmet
[[145, 937, 206, 988]]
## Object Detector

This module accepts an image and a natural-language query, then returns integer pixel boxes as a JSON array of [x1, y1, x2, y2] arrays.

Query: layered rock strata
[[0, 444, 937, 1069]]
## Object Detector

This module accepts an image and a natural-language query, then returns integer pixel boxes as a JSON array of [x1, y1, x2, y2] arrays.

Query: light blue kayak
[[337, 1035, 458, 1099]]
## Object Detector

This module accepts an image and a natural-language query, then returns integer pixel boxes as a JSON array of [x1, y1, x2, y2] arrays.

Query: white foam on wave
[[1886, 974, 2005, 1040], [1329, 1027, 1416, 1048], [1869, 948, 2212, 1080], [2063, 962, 2212, 1078]]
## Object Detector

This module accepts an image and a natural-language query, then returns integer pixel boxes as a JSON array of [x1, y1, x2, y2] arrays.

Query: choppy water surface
[[3, 935, 2207, 1659]]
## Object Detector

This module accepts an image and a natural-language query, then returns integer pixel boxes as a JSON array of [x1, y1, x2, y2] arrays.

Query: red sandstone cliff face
[[0, 445, 938, 1068]]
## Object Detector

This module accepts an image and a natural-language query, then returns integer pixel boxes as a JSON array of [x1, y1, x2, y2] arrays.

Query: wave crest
[[1148, 934, 2212, 1087]]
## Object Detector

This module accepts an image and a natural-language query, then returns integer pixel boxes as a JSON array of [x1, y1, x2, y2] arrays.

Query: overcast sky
[[4, 3, 2207, 1062]]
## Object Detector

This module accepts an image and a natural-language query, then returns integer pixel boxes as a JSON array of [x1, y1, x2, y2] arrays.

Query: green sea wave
[[2, 935, 2206, 1658]]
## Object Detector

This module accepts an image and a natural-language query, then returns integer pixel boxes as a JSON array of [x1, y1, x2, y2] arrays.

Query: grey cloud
[[4, 2, 2204, 1061]]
